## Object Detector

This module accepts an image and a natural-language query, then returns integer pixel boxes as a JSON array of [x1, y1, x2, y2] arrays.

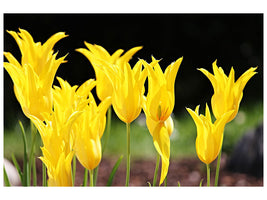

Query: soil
[[32, 155, 263, 187]]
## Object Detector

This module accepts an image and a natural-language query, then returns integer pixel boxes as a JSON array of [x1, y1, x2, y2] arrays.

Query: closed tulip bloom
[[76, 42, 142, 101], [3, 29, 68, 121], [198, 60, 257, 122], [186, 105, 234, 165], [73, 93, 112, 170], [142, 57, 182, 185]]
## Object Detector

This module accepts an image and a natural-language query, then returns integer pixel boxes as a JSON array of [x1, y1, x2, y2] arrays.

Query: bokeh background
[[3, 14, 263, 186], [4, 14, 263, 128]]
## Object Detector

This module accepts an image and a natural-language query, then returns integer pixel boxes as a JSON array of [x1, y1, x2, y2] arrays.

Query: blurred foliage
[[4, 101, 262, 160]]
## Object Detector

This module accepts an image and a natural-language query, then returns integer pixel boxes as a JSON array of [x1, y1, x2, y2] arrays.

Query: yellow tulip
[[142, 57, 183, 122], [30, 109, 81, 186], [144, 102, 174, 185], [76, 42, 142, 101], [99, 59, 147, 124], [198, 60, 257, 122], [3, 29, 68, 121], [30, 77, 96, 186], [186, 104, 234, 165], [142, 56, 182, 185], [73, 93, 112, 170]]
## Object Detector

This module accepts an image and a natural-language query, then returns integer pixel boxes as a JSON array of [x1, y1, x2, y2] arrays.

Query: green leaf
[[4, 166, 11, 186], [199, 178, 204, 187], [177, 181, 181, 187], [106, 155, 123, 186], [19, 120, 30, 186], [11, 153, 23, 182], [29, 120, 38, 186], [147, 182, 152, 187]]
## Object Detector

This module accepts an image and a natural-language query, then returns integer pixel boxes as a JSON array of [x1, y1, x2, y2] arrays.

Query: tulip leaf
[[177, 181, 181, 187], [199, 178, 204, 187], [147, 182, 152, 187], [106, 155, 123, 186], [11, 153, 23, 183], [19, 120, 30, 186], [4, 166, 11, 186]]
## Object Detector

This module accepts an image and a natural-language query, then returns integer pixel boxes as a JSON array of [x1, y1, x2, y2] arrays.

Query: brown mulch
[[32, 155, 263, 187]]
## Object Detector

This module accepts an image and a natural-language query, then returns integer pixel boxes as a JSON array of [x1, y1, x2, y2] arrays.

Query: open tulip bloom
[[3, 29, 68, 121], [186, 105, 234, 165], [76, 42, 142, 101], [142, 56, 183, 185], [30, 77, 97, 186], [186, 104, 234, 186], [198, 60, 257, 122]]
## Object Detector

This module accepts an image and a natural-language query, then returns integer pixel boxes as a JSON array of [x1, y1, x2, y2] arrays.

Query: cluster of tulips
[[3, 29, 257, 186]]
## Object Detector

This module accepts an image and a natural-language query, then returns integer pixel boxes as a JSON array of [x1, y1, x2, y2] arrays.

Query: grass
[[4, 101, 263, 162]]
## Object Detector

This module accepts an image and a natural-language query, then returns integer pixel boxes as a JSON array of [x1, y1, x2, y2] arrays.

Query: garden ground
[[31, 155, 263, 187]]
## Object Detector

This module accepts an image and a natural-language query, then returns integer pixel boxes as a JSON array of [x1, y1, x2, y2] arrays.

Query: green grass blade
[[106, 155, 123, 186], [19, 120, 30, 186], [4, 166, 11, 186], [11, 153, 23, 183]]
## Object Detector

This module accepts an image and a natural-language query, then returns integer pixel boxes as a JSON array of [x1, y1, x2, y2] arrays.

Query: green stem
[[72, 155, 76, 186], [214, 149, 222, 186], [164, 176, 167, 186], [83, 168, 88, 186], [32, 157, 37, 186], [89, 170, 94, 187], [94, 107, 112, 186], [206, 164, 210, 187], [42, 162, 47, 186], [102, 107, 112, 153], [125, 122, 131, 186], [153, 153, 160, 186], [30, 120, 37, 186], [93, 167, 98, 186]]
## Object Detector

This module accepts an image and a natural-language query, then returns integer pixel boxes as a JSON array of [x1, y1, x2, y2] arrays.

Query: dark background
[[3, 14, 263, 129]]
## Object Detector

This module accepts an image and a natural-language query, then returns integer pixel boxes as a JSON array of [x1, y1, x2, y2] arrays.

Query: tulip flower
[[30, 109, 81, 186], [95, 58, 147, 186], [186, 104, 234, 186], [30, 77, 96, 186], [76, 42, 142, 101], [198, 60, 257, 122], [143, 104, 174, 185], [142, 56, 182, 185], [106, 59, 147, 124], [186, 105, 234, 165], [3, 29, 68, 121], [73, 93, 111, 172]]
